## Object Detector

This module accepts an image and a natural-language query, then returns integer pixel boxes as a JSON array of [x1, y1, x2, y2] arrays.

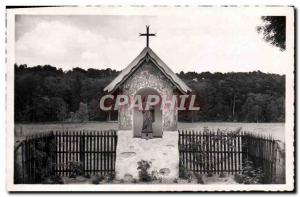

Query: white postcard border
[[6, 6, 295, 192]]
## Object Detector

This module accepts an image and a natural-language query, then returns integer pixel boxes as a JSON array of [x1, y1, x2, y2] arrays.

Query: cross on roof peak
[[139, 25, 156, 48]]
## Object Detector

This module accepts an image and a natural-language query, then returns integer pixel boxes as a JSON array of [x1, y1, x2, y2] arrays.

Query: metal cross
[[139, 25, 156, 47]]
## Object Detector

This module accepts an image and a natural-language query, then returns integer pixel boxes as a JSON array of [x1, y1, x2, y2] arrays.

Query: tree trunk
[[232, 94, 236, 120], [107, 111, 111, 121]]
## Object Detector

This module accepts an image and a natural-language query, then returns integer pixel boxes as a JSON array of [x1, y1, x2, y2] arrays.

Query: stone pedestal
[[115, 131, 179, 181], [141, 130, 153, 139]]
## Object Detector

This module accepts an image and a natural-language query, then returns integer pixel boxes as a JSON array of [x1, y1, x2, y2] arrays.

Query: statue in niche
[[141, 97, 154, 139], [142, 110, 153, 133]]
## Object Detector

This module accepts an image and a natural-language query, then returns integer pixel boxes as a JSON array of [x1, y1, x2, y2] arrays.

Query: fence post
[[115, 130, 118, 176], [205, 130, 209, 174], [271, 140, 276, 183], [50, 131, 56, 177], [241, 132, 249, 173], [79, 131, 85, 175]]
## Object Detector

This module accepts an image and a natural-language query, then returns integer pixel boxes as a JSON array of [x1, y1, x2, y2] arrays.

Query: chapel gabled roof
[[104, 47, 192, 94]]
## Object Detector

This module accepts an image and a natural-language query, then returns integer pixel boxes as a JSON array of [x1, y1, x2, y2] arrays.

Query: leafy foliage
[[179, 161, 193, 180], [179, 128, 242, 178], [234, 159, 264, 184], [15, 64, 285, 123], [137, 160, 152, 182], [68, 161, 84, 178], [23, 136, 56, 183], [15, 64, 119, 122], [178, 71, 285, 122], [257, 16, 286, 51]]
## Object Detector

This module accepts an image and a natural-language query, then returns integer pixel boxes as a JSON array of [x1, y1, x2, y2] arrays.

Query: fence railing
[[14, 132, 55, 184], [179, 130, 244, 175], [178, 129, 280, 183], [15, 129, 281, 184], [14, 130, 117, 184], [54, 130, 117, 177], [244, 133, 278, 184]]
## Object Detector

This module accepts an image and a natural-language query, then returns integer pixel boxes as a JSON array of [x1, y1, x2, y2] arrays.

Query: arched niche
[[133, 87, 162, 138]]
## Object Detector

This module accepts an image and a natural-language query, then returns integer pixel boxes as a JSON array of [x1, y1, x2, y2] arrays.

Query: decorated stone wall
[[119, 59, 178, 131]]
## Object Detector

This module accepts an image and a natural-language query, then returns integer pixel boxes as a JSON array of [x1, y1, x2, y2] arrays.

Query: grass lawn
[[15, 121, 285, 142]]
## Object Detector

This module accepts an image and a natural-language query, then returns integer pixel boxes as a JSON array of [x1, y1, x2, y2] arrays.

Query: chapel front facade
[[104, 47, 191, 138]]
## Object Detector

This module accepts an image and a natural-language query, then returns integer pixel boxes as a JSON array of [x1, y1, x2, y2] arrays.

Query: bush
[[132, 178, 137, 183], [219, 173, 226, 178], [69, 161, 83, 178], [102, 174, 114, 183], [84, 174, 91, 179], [234, 159, 264, 184], [195, 173, 204, 184], [91, 175, 104, 184], [137, 160, 152, 182], [44, 175, 64, 184], [179, 161, 193, 180]]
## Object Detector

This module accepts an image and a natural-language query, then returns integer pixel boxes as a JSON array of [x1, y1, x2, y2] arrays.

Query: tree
[[257, 16, 286, 51], [76, 102, 89, 122], [49, 97, 68, 121], [14, 64, 285, 123]]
